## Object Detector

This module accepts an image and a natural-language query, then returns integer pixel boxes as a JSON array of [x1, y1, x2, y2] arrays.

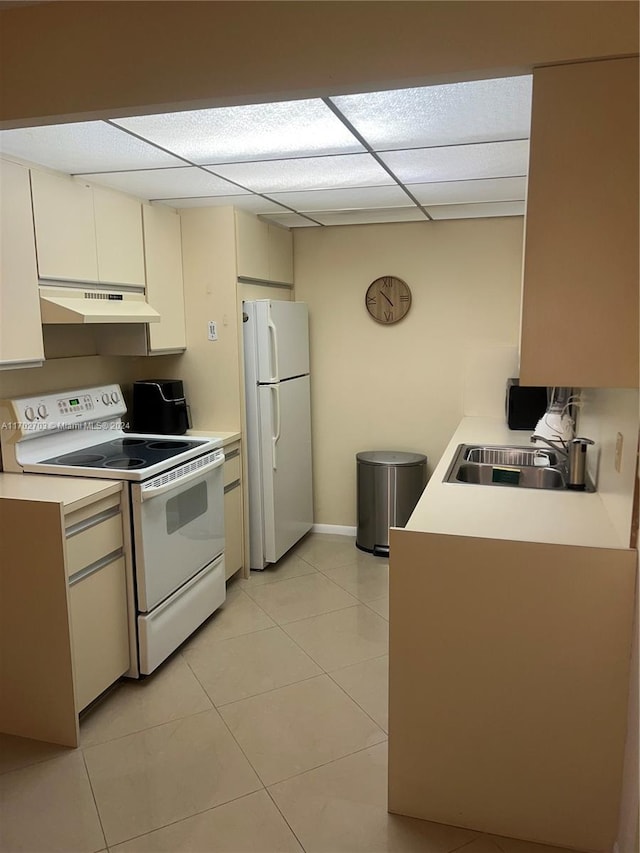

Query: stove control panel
[[2, 384, 127, 436]]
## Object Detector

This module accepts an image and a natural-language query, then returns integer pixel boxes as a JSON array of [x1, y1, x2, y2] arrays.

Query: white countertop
[[406, 417, 626, 549], [187, 430, 241, 447], [0, 472, 122, 513]]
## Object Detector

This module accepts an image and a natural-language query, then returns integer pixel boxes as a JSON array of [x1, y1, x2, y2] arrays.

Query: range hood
[[39, 285, 161, 324]]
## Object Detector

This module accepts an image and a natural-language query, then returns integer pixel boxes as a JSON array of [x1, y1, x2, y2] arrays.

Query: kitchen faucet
[[530, 434, 594, 491]]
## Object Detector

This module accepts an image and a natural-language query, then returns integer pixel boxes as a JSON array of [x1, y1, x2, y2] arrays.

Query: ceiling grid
[[0, 76, 532, 227]]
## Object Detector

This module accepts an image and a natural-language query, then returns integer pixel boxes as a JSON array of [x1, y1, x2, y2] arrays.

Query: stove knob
[[24, 406, 35, 422], [37, 404, 49, 419], [110, 391, 120, 403], [101, 393, 111, 405]]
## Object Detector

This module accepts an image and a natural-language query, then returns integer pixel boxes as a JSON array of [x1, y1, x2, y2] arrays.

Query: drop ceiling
[[0, 76, 531, 227]]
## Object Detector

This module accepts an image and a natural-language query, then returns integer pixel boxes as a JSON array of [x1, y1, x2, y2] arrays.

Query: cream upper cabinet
[[519, 57, 639, 388], [235, 209, 293, 284], [31, 170, 146, 288], [268, 223, 294, 285], [143, 204, 187, 352], [93, 186, 145, 286], [0, 159, 44, 367], [31, 169, 99, 282]]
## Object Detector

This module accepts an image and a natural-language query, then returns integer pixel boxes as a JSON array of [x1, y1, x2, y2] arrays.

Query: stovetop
[[41, 436, 206, 472]]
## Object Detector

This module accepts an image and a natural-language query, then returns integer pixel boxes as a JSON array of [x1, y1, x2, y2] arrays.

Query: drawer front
[[224, 482, 243, 579], [69, 555, 130, 711], [65, 493, 120, 528], [66, 511, 123, 578], [223, 444, 241, 487]]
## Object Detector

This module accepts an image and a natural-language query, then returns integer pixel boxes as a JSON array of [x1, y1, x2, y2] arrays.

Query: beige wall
[[1, 2, 637, 126], [294, 217, 524, 527], [579, 388, 639, 547]]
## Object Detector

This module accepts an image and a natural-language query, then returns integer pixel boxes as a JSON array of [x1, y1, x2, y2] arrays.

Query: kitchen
[[0, 3, 638, 853]]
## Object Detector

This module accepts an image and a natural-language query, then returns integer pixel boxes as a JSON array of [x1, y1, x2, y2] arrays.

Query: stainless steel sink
[[444, 444, 568, 491]]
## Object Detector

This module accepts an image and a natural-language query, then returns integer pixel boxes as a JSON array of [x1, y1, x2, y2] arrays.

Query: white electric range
[[0, 384, 226, 676]]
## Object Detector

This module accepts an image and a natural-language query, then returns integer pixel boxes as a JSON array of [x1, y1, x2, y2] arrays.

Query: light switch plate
[[207, 321, 218, 341]]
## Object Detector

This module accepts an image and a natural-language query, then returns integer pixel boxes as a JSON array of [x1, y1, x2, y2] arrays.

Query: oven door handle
[[139, 454, 224, 502]]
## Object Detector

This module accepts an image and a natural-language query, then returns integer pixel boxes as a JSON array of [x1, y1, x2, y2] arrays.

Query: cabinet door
[[69, 555, 130, 711], [0, 160, 44, 366], [223, 442, 243, 579], [268, 224, 294, 284], [235, 209, 269, 280], [94, 187, 145, 286], [31, 170, 99, 282], [520, 57, 639, 388], [143, 204, 187, 351]]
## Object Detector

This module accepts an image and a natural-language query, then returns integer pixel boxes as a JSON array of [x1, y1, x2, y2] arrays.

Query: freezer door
[[258, 375, 313, 563], [253, 300, 309, 382]]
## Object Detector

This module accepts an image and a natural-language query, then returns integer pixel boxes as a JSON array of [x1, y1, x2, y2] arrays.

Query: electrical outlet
[[614, 432, 623, 473], [207, 321, 218, 342]]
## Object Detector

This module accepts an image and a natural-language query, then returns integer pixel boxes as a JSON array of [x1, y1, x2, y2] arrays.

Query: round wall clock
[[365, 276, 412, 325]]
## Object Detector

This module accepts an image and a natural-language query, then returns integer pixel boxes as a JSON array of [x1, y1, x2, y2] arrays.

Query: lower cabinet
[[223, 441, 244, 579], [0, 481, 131, 747], [64, 492, 130, 711], [388, 528, 636, 852]]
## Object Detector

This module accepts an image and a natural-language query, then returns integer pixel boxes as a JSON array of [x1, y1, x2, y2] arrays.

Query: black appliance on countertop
[[132, 379, 191, 435], [505, 378, 549, 430]]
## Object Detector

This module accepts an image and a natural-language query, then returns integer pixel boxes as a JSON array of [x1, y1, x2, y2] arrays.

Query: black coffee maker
[[132, 379, 191, 435]]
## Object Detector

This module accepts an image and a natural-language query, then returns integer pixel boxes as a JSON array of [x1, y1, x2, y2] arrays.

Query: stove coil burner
[[147, 440, 190, 450], [56, 453, 106, 466], [104, 457, 147, 469]]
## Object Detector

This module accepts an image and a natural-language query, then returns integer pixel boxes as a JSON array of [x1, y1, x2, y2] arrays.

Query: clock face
[[365, 276, 412, 324]]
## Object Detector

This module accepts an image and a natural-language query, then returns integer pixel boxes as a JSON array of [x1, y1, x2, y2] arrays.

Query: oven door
[[131, 449, 225, 612]]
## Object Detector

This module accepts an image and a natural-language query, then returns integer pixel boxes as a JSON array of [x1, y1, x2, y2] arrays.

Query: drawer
[[66, 509, 123, 578], [69, 555, 130, 711], [223, 447, 241, 487]]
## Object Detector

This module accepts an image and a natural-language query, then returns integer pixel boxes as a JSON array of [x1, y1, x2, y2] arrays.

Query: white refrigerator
[[243, 300, 313, 569]]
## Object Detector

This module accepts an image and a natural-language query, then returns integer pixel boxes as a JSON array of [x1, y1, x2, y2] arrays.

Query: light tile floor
[[0, 533, 576, 853]]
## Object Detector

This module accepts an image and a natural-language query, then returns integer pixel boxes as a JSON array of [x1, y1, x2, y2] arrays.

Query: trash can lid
[[356, 450, 427, 466]]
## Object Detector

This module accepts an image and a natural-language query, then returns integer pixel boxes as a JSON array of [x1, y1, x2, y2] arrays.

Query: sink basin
[[444, 444, 568, 491]]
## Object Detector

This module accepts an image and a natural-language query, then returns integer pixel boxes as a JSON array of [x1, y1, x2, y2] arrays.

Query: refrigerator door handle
[[267, 307, 279, 382], [271, 385, 281, 469]]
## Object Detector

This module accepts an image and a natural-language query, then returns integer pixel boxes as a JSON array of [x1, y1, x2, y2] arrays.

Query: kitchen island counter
[[406, 416, 626, 549]]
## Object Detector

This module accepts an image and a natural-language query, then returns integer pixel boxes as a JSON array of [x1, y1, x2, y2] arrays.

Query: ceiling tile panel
[[425, 201, 526, 220], [206, 153, 394, 192], [307, 207, 426, 226], [266, 185, 412, 212], [380, 140, 529, 184], [0, 121, 184, 174], [81, 167, 246, 200], [331, 76, 532, 149], [112, 100, 364, 164], [160, 194, 285, 213], [410, 176, 526, 205], [259, 213, 320, 228]]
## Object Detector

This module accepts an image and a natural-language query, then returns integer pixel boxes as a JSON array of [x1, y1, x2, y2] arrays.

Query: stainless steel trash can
[[356, 451, 427, 557]]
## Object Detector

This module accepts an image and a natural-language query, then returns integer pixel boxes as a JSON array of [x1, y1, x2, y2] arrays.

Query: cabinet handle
[[68, 549, 122, 586], [66, 506, 120, 538], [224, 479, 241, 494], [225, 448, 240, 461]]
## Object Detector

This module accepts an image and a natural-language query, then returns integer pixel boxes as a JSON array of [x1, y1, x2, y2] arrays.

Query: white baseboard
[[311, 524, 357, 537]]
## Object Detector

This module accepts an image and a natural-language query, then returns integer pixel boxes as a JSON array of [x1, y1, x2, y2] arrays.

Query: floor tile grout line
[[203, 669, 325, 711], [270, 600, 364, 628], [279, 617, 388, 676], [101, 787, 271, 850], [80, 705, 216, 753], [80, 747, 109, 851], [324, 667, 389, 734], [326, 650, 389, 675], [264, 738, 389, 790], [263, 783, 309, 852], [0, 744, 72, 778]]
